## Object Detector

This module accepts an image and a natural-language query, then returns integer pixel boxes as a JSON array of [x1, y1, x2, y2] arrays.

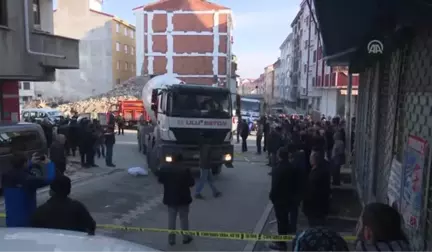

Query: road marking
[[243, 202, 273, 251], [113, 194, 163, 226]]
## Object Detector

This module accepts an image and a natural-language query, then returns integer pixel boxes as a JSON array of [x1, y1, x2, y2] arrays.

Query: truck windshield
[[241, 100, 260, 112], [171, 91, 231, 118]]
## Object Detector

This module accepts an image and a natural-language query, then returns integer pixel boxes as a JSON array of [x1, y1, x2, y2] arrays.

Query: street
[[0, 131, 272, 251]]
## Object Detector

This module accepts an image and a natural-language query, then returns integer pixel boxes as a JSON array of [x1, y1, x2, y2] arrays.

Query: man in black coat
[[158, 167, 195, 246], [31, 175, 96, 235], [302, 150, 331, 227], [240, 119, 249, 152], [269, 145, 304, 251]]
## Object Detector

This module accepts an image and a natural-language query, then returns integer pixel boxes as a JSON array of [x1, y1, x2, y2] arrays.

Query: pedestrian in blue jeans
[[195, 144, 221, 199]]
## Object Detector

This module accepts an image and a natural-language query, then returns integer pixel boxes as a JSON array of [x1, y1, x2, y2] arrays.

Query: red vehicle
[[108, 100, 150, 128]]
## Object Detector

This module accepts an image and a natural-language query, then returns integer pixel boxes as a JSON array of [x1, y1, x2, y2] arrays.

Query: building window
[[313, 50, 316, 62], [23, 82, 30, 90], [124, 45, 128, 53], [116, 42, 120, 51], [130, 30, 134, 38], [116, 23, 120, 33], [116, 79, 121, 85], [131, 47, 134, 55], [33, 0, 40, 28], [312, 77, 316, 86], [125, 62, 128, 70], [116, 61, 120, 70], [304, 40, 308, 49], [303, 64, 307, 73], [124, 27, 128, 36], [0, 0, 7, 26]]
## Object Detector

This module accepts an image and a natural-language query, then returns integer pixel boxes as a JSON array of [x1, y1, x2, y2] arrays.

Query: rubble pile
[[24, 76, 150, 115]]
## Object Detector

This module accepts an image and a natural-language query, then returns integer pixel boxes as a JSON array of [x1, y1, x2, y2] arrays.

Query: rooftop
[[133, 0, 229, 12]]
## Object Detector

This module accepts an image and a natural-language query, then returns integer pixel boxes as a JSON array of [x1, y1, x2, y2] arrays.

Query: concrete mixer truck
[[138, 74, 234, 175]]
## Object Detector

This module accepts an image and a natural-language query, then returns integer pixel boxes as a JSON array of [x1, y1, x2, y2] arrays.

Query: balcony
[[30, 30, 79, 69]]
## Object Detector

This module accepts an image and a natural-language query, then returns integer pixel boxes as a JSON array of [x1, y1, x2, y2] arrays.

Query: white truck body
[[139, 74, 234, 174]]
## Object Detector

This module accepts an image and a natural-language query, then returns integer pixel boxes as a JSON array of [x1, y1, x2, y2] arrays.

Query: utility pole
[[305, 13, 312, 115]]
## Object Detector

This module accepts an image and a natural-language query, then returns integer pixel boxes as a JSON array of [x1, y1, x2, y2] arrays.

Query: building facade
[[133, 0, 234, 85], [237, 78, 256, 95], [279, 33, 296, 106], [19, 82, 36, 105], [252, 74, 265, 95], [263, 64, 275, 105], [273, 59, 282, 103], [34, 0, 136, 100], [0, 0, 79, 120], [289, 0, 360, 117]]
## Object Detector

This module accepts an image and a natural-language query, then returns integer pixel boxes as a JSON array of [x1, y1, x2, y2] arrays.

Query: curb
[[0, 168, 122, 206], [243, 201, 273, 251]]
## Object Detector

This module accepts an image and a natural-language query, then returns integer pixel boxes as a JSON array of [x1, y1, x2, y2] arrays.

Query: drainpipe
[[314, 30, 319, 112], [24, 0, 65, 58], [345, 72, 352, 179], [305, 13, 312, 115]]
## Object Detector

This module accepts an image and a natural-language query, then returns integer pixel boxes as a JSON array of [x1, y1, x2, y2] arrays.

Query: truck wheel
[[212, 165, 222, 175]]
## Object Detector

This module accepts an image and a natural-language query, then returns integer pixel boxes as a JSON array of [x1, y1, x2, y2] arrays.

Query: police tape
[[0, 213, 356, 241]]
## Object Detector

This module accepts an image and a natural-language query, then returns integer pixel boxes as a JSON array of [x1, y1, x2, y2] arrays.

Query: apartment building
[[133, 0, 234, 86], [278, 33, 296, 107], [263, 64, 276, 105], [33, 0, 136, 100], [290, 0, 359, 117], [0, 0, 79, 121]]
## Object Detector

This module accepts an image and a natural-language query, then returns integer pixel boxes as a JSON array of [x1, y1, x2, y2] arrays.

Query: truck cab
[[144, 84, 234, 175]]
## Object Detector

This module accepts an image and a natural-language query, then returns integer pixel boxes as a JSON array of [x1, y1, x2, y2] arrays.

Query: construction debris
[[24, 76, 150, 115]]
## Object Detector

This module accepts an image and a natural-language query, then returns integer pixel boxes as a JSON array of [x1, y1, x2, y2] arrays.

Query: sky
[[55, 0, 301, 79]]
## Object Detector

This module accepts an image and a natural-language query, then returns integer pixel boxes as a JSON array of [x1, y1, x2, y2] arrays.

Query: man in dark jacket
[[302, 150, 331, 227], [49, 134, 67, 174], [240, 119, 249, 152], [116, 113, 125, 135], [269, 145, 304, 251], [158, 167, 195, 245], [31, 175, 96, 235], [3, 152, 56, 227], [68, 118, 79, 157], [267, 126, 283, 169], [105, 125, 116, 167]]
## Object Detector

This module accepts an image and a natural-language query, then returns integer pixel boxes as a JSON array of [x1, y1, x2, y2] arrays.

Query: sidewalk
[[254, 165, 362, 251]]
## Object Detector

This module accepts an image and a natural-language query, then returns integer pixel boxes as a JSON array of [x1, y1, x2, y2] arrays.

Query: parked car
[[0, 227, 159, 251]]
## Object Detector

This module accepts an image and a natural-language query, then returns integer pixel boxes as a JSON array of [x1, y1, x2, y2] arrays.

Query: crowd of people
[[0, 110, 413, 251], [1, 112, 126, 234]]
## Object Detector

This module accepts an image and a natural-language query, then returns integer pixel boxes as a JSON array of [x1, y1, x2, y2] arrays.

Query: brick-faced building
[[133, 0, 233, 85]]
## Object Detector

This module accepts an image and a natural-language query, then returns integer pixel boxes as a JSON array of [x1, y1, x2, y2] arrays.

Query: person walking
[[256, 118, 264, 154], [268, 145, 303, 251], [105, 125, 116, 167], [302, 150, 331, 227], [195, 143, 221, 199], [158, 167, 195, 245], [240, 119, 249, 152]]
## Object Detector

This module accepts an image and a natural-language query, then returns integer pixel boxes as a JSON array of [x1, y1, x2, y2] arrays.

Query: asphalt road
[[0, 131, 272, 251]]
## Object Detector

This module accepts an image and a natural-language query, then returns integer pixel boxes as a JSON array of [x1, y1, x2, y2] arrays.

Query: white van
[[21, 108, 63, 124]]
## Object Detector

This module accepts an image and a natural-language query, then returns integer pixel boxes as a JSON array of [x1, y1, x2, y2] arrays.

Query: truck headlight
[[165, 156, 173, 162], [224, 154, 232, 161]]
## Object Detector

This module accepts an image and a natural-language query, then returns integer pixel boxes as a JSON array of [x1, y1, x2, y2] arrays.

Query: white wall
[[319, 89, 338, 117], [39, 0, 54, 33], [34, 22, 114, 100], [134, 9, 145, 75], [89, 0, 102, 11]]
